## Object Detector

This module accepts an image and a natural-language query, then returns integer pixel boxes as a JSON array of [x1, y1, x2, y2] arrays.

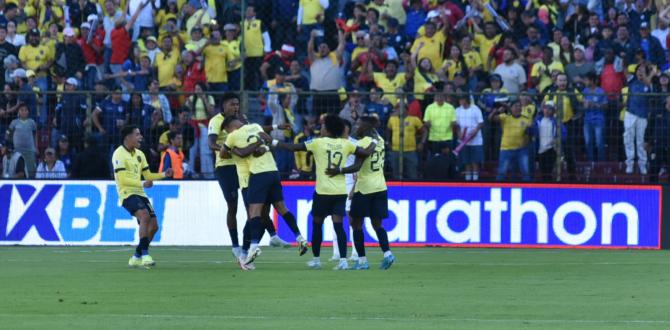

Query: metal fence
[[1, 89, 667, 184]]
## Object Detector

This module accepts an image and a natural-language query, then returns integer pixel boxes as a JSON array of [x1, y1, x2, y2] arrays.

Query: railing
[[0, 90, 666, 184]]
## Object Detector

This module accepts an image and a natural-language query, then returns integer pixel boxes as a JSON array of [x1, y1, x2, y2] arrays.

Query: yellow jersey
[[305, 137, 357, 195], [531, 61, 564, 92], [463, 50, 482, 71], [499, 114, 532, 150], [387, 115, 423, 152], [543, 91, 583, 123], [203, 43, 231, 83], [222, 39, 241, 71], [112, 146, 164, 202], [473, 33, 500, 72], [355, 136, 387, 194], [225, 123, 278, 174], [413, 69, 438, 100], [243, 18, 264, 57], [208, 113, 236, 167], [18, 44, 52, 77], [300, 0, 325, 25], [232, 154, 251, 189], [373, 72, 406, 105], [155, 49, 181, 87], [411, 32, 447, 72]]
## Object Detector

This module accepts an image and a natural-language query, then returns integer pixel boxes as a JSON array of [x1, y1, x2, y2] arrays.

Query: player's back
[[306, 137, 356, 195], [227, 123, 278, 174], [355, 136, 387, 194]]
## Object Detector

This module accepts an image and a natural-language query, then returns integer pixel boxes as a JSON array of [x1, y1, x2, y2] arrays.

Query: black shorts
[[122, 195, 156, 221], [247, 171, 283, 205], [312, 192, 347, 217], [350, 190, 389, 219], [216, 165, 239, 203]]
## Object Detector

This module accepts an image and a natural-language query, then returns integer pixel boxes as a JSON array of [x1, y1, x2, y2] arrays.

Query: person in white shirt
[[127, 0, 160, 41], [454, 94, 484, 181], [35, 148, 67, 179], [494, 47, 526, 95]]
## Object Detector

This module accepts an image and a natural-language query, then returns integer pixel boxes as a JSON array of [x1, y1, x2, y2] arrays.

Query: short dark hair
[[221, 92, 239, 104], [167, 131, 181, 143], [121, 125, 139, 141], [324, 114, 345, 137], [359, 115, 379, 128], [222, 115, 240, 130]]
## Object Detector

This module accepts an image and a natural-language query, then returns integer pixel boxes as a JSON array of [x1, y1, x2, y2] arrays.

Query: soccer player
[[327, 117, 395, 270], [270, 115, 376, 270], [331, 119, 359, 262], [223, 117, 309, 268], [208, 92, 244, 258], [113, 125, 174, 268]]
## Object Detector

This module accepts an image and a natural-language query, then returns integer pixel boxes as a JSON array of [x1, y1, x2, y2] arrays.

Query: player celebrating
[[331, 119, 359, 262], [223, 117, 309, 267], [208, 92, 244, 258], [327, 117, 395, 270], [113, 125, 174, 268], [270, 115, 376, 270]]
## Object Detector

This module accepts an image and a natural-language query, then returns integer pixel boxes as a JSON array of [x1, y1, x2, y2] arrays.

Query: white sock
[[465, 172, 472, 181], [384, 251, 393, 258], [250, 243, 259, 251], [359, 256, 367, 263], [472, 172, 479, 181], [340, 258, 347, 262], [296, 234, 305, 242], [313, 257, 320, 262]]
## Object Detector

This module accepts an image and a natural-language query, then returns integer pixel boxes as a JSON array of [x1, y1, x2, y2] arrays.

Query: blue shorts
[[458, 145, 484, 165], [312, 192, 347, 217], [122, 195, 155, 221], [349, 190, 389, 219], [216, 165, 239, 203], [247, 171, 283, 205]]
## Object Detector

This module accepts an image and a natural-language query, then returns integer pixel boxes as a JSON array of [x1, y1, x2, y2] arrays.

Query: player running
[[223, 117, 309, 268], [327, 117, 396, 270], [270, 115, 376, 270], [113, 125, 174, 268]]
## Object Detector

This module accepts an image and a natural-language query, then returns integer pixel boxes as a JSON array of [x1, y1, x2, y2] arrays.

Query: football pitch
[[1, 247, 669, 329]]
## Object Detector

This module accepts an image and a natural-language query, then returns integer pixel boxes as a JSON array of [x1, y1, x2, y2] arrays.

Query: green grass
[[1, 247, 670, 329]]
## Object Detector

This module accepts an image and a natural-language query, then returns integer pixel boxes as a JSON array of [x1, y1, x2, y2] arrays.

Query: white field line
[[0, 313, 668, 325], [1, 258, 669, 267]]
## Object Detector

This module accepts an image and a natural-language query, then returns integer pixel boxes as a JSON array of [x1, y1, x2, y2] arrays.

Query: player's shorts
[[122, 195, 156, 221], [216, 165, 239, 203], [247, 171, 284, 205], [349, 190, 389, 219], [312, 192, 347, 217]]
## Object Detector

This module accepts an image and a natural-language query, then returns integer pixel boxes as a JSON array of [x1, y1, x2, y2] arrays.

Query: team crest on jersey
[[137, 156, 142, 163]]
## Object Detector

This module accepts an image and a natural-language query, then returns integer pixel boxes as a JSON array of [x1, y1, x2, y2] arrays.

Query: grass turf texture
[[1, 247, 669, 329]]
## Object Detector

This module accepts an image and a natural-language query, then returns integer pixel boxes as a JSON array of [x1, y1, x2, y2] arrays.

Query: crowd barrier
[[0, 181, 664, 249]]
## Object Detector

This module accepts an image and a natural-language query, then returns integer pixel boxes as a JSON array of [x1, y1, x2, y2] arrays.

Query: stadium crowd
[[0, 0, 669, 182]]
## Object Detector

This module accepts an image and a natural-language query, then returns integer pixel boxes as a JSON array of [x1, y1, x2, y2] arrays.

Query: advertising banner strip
[[0, 181, 662, 249]]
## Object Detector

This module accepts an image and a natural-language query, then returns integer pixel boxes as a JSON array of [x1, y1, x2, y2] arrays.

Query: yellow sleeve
[[412, 117, 422, 130], [305, 138, 318, 152], [575, 90, 584, 102], [140, 153, 165, 180], [224, 130, 237, 149], [18, 47, 26, 63], [530, 63, 541, 78]]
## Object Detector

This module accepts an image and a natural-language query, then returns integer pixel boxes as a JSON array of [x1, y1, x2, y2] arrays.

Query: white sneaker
[[349, 252, 359, 262], [307, 258, 322, 269], [640, 165, 648, 175], [269, 235, 291, 248], [330, 254, 341, 261], [237, 256, 250, 271], [333, 259, 349, 270], [625, 165, 634, 174], [244, 246, 261, 265]]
